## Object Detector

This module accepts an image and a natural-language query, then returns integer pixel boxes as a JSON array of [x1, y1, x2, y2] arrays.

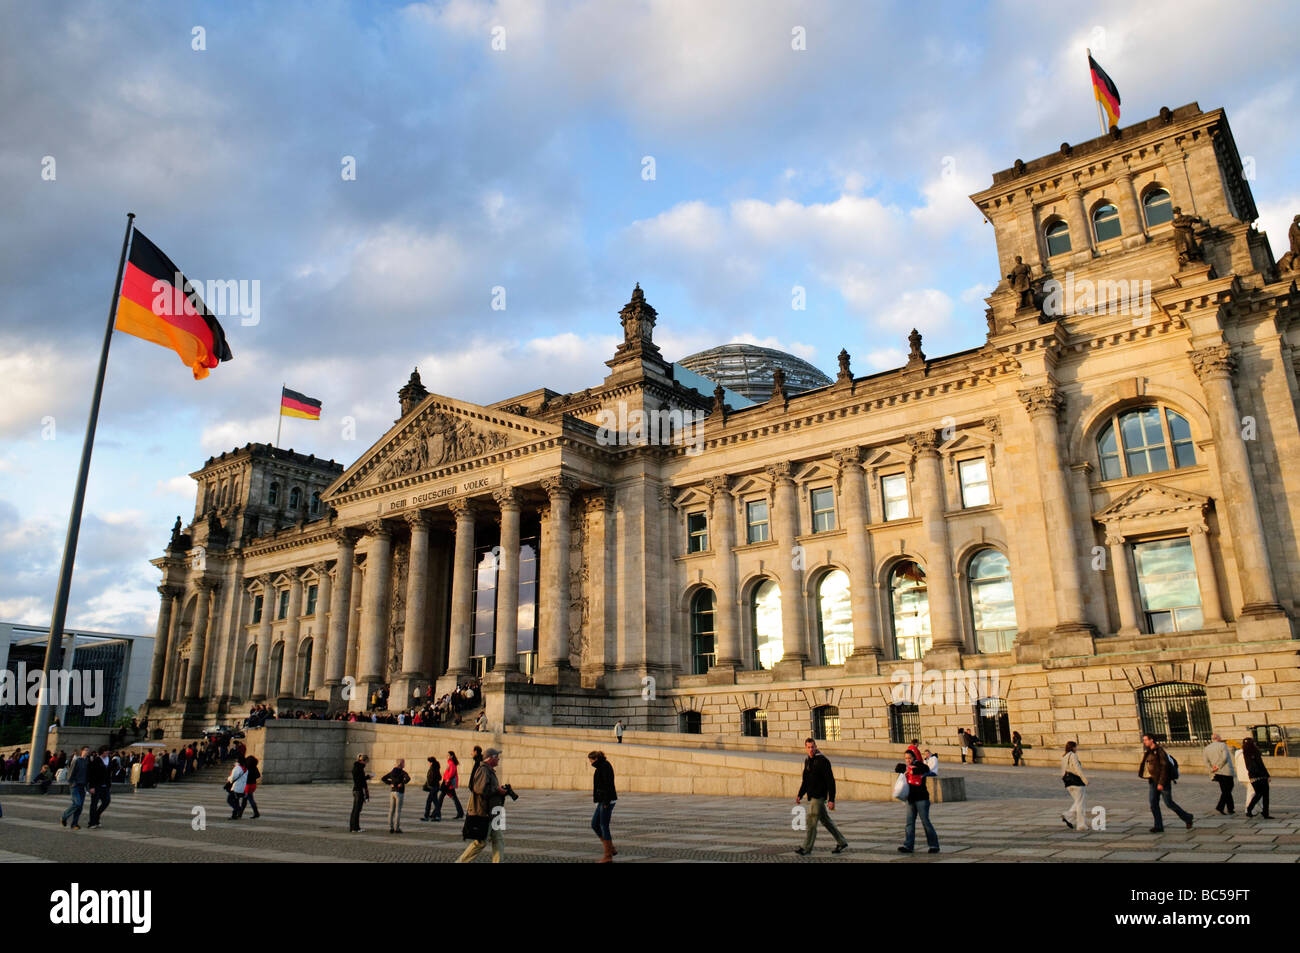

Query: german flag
[[115, 230, 232, 379], [280, 386, 322, 420], [1089, 54, 1121, 130]]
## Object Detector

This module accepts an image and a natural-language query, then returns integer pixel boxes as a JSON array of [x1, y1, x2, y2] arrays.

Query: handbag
[[223, 781, 233, 792], [1062, 772, 1085, 787], [461, 814, 490, 841]]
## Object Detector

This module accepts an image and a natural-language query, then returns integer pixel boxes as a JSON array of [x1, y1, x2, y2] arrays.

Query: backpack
[[1166, 752, 1180, 781]]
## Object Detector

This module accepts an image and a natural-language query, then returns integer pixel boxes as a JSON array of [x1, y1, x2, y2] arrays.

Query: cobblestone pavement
[[1, 763, 1297, 862]]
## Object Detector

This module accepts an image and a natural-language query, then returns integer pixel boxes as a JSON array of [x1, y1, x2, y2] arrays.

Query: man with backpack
[[1139, 733, 1193, 832]]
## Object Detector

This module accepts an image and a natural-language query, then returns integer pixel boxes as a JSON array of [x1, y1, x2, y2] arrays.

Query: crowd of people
[[237, 680, 489, 731]]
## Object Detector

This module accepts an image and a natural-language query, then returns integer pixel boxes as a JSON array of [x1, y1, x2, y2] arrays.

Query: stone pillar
[[1065, 188, 1093, 257], [445, 500, 478, 679], [1189, 345, 1286, 638], [835, 447, 882, 671], [309, 560, 332, 695], [493, 487, 522, 674], [357, 520, 394, 697], [1188, 522, 1225, 628], [148, 585, 179, 702], [1017, 385, 1096, 653], [1115, 170, 1146, 242], [907, 430, 962, 665], [278, 569, 305, 697], [252, 573, 274, 701], [345, 563, 363, 679], [768, 462, 807, 673], [184, 579, 215, 700], [393, 511, 432, 703], [1105, 534, 1141, 637], [538, 475, 578, 682], [706, 476, 741, 675], [325, 530, 358, 693], [160, 591, 184, 703]]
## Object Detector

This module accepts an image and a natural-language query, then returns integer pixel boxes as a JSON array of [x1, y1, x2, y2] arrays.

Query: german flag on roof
[[115, 230, 232, 379], [280, 387, 322, 420], [1089, 54, 1121, 130]]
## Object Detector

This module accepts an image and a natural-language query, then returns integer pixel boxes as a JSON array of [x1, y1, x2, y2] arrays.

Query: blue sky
[[2, 0, 1297, 634]]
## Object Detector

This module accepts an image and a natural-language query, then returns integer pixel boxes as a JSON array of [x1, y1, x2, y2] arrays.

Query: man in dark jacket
[[1139, 733, 1193, 832], [349, 754, 370, 833], [588, 751, 618, 862], [87, 747, 112, 828], [60, 746, 91, 830], [794, 738, 848, 855]]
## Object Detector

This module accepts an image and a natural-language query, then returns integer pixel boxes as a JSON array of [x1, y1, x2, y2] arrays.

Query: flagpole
[[26, 212, 135, 782], [1088, 48, 1107, 135], [275, 383, 284, 448]]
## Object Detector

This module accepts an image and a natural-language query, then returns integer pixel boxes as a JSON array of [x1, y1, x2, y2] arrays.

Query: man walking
[[456, 747, 508, 863], [87, 747, 112, 829], [1139, 733, 1193, 832], [349, 753, 371, 833], [60, 746, 91, 830], [1203, 732, 1236, 815], [794, 738, 849, 856]]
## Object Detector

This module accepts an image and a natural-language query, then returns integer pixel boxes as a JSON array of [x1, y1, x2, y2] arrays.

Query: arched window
[[267, 482, 280, 506], [310, 491, 322, 516], [1045, 219, 1072, 256], [968, 549, 1017, 653], [1096, 405, 1196, 480], [1143, 188, 1173, 228], [742, 708, 769, 738], [299, 639, 313, 696], [1137, 682, 1212, 743], [679, 711, 702, 734], [812, 705, 841, 741], [289, 486, 302, 509], [889, 561, 930, 660], [1092, 203, 1121, 242], [269, 642, 284, 697], [750, 579, 782, 670], [974, 697, 1011, 744], [690, 588, 717, 675], [816, 569, 853, 665]]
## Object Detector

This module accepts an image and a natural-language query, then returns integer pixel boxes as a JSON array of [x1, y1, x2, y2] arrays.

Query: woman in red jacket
[[432, 751, 464, 821], [140, 750, 156, 789]]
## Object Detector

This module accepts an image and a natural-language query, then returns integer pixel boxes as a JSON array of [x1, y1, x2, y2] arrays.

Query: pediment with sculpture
[[381, 411, 510, 481]]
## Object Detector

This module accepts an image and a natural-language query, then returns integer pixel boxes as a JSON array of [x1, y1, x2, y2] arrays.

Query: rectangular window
[[882, 473, 909, 521], [305, 584, 318, 616], [252, 594, 263, 624], [687, 511, 709, 553], [1133, 537, 1203, 633], [958, 458, 991, 508], [277, 589, 289, 620], [810, 487, 836, 533], [889, 703, 920, 744], [746, 500, 769, 544]]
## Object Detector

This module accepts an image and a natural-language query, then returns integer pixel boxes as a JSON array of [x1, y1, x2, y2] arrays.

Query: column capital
[[583, 487, 616, 513], [1189, 344, 1236, 382], [492, 485, 523, 511], [1016, 384, 1063, 419], [311, 560, 331, 575], [255, 572, 274, 589], [332, 526, 363, 547], [657, 483, 674, 507], [194, 576, 219, 592], [541, 474, 580, 499], [1188, 521, 1210, 536], [363, 519, 394, 539], [1104, 533, 1126, 547], [982, 415, 1002, 438], [158, 583, 181, 599], [402, 508, 433, 529], [765, 461, 794, 485], [704, 475, 730, 498], [832, 446, 863, 467], [449, 498, 479, 521], [284, 566, 304, 584], [904, 429, 940, 456]]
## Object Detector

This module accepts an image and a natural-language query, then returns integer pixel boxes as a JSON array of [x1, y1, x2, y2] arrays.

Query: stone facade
[[145, 103, 1299, 761]]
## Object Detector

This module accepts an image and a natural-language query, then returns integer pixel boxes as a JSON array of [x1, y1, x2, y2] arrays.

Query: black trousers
[[350, 790, 367, 830], [1247, 779, 1270, 816], [1214, 775, 1235, 813], [89, 788, 111, 825]]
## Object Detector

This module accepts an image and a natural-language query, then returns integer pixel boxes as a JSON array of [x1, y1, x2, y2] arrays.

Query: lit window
[[750, 579, 782, 670], [882, 474, 909, 521], [690, 588, 716, 675], [1093, 203, 1121, 242], [968, 549, 1017, 653], [1133, 538, 1203, 633], [810, 487, 836, 533], [687, 512, 709, 553], [746, 500, 769, 544], [1045, 220, 1072, 256], [742, 708, 769, 738], [1096, 406, 1196, 480], [812, 705, 841, 741], [889, 561, 930, 660], [958, 458, 991, 507], [816, 570, 853, 665], [889, 703, 920, 744], [1143, 188, 1173, 228]]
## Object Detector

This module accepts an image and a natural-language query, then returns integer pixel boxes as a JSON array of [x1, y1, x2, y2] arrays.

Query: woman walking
[[225, 758, 248, 819], [897, 749, 939, 854], [588, 751, 618, 862], [1241, 737, 1272, 818], [420, 754, 442, 822], [381, 758, 411, 833], [1011, 731, 1024, 767], [241, 756, 262, 819], [1060, 741, 1088, 831], [433, 751, 464, 821]]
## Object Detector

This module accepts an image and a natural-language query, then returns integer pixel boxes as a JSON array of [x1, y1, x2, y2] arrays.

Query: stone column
[[768, 462, 808, 670], [494, 487, 522, 673], [539, 475, 579, 681], [184, 578, 215, 700], [706, 476, 741, 674], [148, 585, 179, 702], [160, 591, 184, 702], [1017, 385, 1096, 652], [325, 530, 358, 691], [278, 569, 305, 697], [1115, 170, 1145, 241], [394, 510, 432, 700], [1189, 346, 1285, 632], [1105, 534, 1141, 636], [345, 562, 364, 679], [835, 447, 883, 670], [445, 500, 478, 678], [252, 573, 274, 701], [1065, 188, 1093, 257], [1188, 522, 1225, 628], [907, 430, 962, 664], [357, 520, 394, 696], [309, 560, 332, 695]]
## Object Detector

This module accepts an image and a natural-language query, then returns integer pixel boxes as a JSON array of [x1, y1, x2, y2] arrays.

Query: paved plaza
[[1, 760, 1297, 863]]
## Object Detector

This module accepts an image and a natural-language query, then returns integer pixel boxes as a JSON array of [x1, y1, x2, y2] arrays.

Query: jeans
[[455, 827, 505, 863], [434, 786, 463, 819], [388, 791, 404, 830], [424, 790, 437, 818], [241, 787, 259, 817], [1246, 779, 1270, 816], [1064, 784, 1087, 830], [1214, 775, 1235, 814], [1148, 782, 1192, 830], [61, 784, 86, 826], [592, 801, 615, 840], [802, 797, 847, 850], [88, 787, 111, 825], [349, 790, 366, 831], [227, 790, 243, 816], [904, 798, 939, 850]]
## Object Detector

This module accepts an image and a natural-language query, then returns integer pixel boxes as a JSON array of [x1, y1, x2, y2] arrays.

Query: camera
[[503, 783, 519, 801]]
